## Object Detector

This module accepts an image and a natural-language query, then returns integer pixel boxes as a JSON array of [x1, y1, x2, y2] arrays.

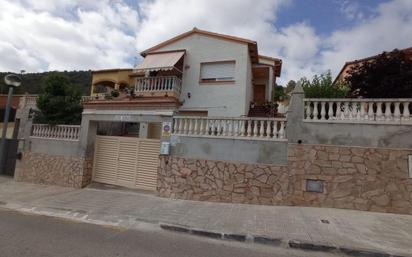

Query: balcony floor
[[82, 96, 181, 110]]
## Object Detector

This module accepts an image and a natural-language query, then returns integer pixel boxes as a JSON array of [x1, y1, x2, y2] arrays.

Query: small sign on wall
[[409, 155, 412, 179], [162, 122, 172, 138], [160, 142, 170, 155]]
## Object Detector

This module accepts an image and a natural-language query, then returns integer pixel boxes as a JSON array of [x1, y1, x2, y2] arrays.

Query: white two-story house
[[86, 27, 282, 117], [80, 28, 283, 190]]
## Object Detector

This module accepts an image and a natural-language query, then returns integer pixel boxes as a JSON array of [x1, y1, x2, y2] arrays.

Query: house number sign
[[115, 115, 132, 122]]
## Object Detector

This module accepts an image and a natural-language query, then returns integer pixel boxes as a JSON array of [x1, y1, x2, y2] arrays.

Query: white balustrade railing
[[31, 124, 81, 141], [304, 98, 412, 125], [173, 116, 287, 141], [19, 95, 38, 109], [135, 76, 182, 95]]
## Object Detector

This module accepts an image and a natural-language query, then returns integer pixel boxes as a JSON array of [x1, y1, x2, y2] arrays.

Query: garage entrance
[[92, 135, 160, 191]]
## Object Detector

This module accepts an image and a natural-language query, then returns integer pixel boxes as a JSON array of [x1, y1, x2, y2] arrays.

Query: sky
[[0, 0, 411, 84]]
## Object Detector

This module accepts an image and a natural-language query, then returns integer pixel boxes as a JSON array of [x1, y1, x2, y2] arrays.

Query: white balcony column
[[233, 120, 239, 137], [252, 120, 258, 137], [266, 120, 272, 139], [193, 118, 198, 135], [376, 102, 383, 121], [360, 102, 366, 121], [183, 118, 188, 134], [304, 101, 309, 120], [228, 120, 233, 136], [354, 102, 360, 120], [312, 101, 319, 120], [393, 102, 401, 121], [217, 119, 221, 136], [320, 101, 326, 120], [327, 101, 334, 120], [403, 102, 410, 120], [384, 102, 392, 121], [343, 102, 349, 120], [279, 121, 285, 139], [368, 102, 374, 120], [335, 101, 342, 120], [199, 119, 204, 135], [189, 119, 194, 135], [239, 120, 245, 137], [246, 120, 252, 137], [259, 120, 265, 137]]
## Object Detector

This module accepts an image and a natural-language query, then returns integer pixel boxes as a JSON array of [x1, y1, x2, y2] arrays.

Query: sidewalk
[[1, 176, 411, 256]]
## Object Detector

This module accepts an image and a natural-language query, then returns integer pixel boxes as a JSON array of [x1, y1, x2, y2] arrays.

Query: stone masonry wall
[[158, 144, 412, 214], [15, 152, 93, 188]]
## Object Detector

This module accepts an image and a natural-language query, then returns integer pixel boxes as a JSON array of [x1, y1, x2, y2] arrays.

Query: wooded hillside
[[0, 71, 92, 95]]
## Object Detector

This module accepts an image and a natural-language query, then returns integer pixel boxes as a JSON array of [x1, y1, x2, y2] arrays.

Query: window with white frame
[[200, 61, 235, 82]]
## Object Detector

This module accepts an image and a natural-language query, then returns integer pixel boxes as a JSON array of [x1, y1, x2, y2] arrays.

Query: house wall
[[14, 137, 93, 188], [91, 69, 133, 95], [245, 54, 253, 113], [153, 34, 251, 117], [158, 84, 412, 214], [171, 136, 288, 165], [158, 144, 412, 214]]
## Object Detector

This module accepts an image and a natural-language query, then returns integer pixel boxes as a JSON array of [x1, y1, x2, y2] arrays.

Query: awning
[[135, 51, 185, 73]]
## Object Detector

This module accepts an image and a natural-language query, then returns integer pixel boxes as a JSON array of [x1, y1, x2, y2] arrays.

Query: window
[[200, 61, 235, 83]]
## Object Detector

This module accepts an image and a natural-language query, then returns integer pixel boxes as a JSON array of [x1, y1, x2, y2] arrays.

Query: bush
[[300, 71, 348, 98], [36, 73, 83, 125], [345, 49, 412, 98]]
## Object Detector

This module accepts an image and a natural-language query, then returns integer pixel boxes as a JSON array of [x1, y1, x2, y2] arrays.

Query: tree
[[344, 49, 412, 98], [273, 85, 286, 101], [300, 71, 348, 98], [285, 80, 296, 94], [36, 73, 83, 125]]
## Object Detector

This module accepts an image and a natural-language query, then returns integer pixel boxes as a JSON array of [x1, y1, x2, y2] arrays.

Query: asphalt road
[[0, 208, 344, 257]]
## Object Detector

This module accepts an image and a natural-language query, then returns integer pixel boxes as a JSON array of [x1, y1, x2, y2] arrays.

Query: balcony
[[82, 76, 182, 109], [135, 76, 182, 98]]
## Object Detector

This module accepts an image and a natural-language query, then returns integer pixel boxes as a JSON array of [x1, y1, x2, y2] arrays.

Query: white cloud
[[339, 0, 364, 21], [319, 0, 412, 80], [0, 0, 411, 86], [0, 0, 139, 72], [134, 0, 320, 83]]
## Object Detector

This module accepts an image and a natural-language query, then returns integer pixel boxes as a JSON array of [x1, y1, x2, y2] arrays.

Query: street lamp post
[[0, 74, 22, 174]]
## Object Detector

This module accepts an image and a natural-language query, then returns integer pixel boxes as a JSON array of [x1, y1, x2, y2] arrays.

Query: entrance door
[[92, 136, 160, 190], [253, 84, 266, 105]]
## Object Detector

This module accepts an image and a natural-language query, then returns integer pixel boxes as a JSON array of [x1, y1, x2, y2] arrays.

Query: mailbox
[[160, 142, 170, 155]]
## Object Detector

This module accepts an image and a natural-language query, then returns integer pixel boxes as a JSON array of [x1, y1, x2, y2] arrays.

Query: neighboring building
[[86, 27, 282, 117], [333, 46, 412, 84]]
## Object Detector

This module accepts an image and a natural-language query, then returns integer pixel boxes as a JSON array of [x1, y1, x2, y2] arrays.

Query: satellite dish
[[4, 74, 22, 87]]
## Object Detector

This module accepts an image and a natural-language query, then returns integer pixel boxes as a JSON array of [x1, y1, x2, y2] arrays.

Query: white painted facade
[[151, 34, 252, 117]]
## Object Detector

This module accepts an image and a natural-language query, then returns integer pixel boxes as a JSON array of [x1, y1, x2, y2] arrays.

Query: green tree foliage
[[273, 85, 286, 101], [35, 73, 83, 125], [0, 70, 91, 95], [285, 80, 296, 94], [344, 49, 412, 98], [300, 71, 348, 98]]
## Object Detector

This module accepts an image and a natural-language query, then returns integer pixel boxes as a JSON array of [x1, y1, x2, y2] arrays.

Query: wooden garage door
[[92, 136, 160, 190]]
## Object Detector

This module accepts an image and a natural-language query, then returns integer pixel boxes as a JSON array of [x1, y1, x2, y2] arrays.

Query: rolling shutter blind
[[200, 61, 235, 80]]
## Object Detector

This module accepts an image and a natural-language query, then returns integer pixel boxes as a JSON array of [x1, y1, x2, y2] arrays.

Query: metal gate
[[0, 139, 18, 176], [92, 136, 160, 190]]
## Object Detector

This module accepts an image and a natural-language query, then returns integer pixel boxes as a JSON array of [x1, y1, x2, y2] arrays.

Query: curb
[[0, 202, 408, 257], [160, 224, 408, 257]]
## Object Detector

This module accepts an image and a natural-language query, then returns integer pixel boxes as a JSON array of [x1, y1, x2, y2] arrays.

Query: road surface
[[0, 208, 344, 257]]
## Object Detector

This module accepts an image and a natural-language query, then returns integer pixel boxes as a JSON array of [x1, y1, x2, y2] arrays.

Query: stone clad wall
[[158, 144, 412, 214], [158, 157, 289, 204], [15, 152, 93, 188]]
